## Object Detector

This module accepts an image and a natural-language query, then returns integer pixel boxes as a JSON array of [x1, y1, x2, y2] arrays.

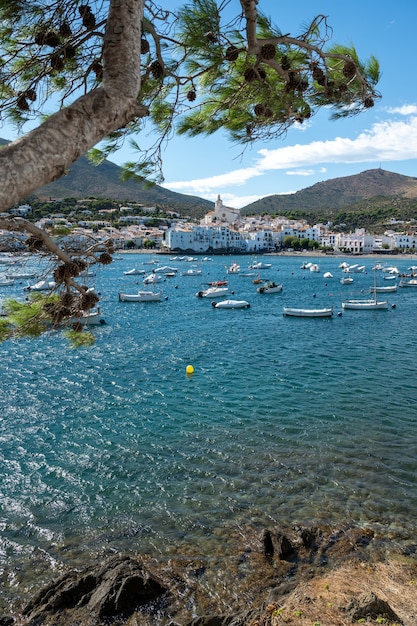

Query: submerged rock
[[22, 555, 168, 623]]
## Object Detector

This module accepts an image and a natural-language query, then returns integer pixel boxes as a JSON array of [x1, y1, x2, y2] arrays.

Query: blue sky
[[2, 1, 417, 209], [154, 0, 417, 208]]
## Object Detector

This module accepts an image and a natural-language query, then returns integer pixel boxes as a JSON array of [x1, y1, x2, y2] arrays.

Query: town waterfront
[[1, 253, 417, 609]]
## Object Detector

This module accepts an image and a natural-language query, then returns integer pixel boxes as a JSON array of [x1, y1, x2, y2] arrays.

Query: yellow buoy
[[186, 364, 194, 375]]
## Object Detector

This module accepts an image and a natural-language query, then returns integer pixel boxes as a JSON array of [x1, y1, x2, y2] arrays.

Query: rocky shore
[[2, 524, 416, 626]]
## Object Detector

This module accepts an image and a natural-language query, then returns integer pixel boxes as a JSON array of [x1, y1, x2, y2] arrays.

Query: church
[[201, 195, 241, 226]]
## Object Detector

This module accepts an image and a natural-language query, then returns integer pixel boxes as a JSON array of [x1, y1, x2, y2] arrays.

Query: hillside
[[0, 138, 212, 218], [241, 168, 417, 215]]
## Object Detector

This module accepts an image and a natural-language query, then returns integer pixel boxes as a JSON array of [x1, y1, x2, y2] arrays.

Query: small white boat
[[226, 263, 240, 274], [399, 278, 417, 287], [282, 307, 333, 318], [180, 268, 202, 276], [71, 308, 106, 326], [212, 299, 250, 309], [154, 266, 178, 274], [342, 299, 388, 310], [340, 276, 354, 284], [309, 264, 320, 272], [25, 279, 56, 291], [124, 268, 145, 275], [196, 286, 228, 298], [143, 273, 162, 284], [249, 261, 272, 270], [257, 281, 283, 294], [369, 284, 397, 293], [383, 275, 397, 281], [0, 276, 15, 286], [323, 272, 333, 279], [5, 271, 36, 280], [343, 264, 365, 273], [118, 290, 162, 302]]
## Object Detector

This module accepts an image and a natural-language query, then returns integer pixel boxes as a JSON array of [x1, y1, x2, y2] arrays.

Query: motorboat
[[180, 268, 202, 276], [399, 278, 417, 287], [342, 299, 388, 310], [207, 280, 227, 287], [118, 290, 162, 302], [25, 279, 56, 291], [143, 273, 162, 284], [71, 308, 106, 326], [124, 268, 145, 275], [249, 261, 272, 270], [309, 263, 320, 272], [226, 263, 240, 274], [154, 266, 178, 274], [343, 264, 365, 273], [282, 307, 333, 318], [257, 281, 283, 294], [196, 286, 228, 298], [323, 272, 333, 279], [212, 299, 250, 309], [340, 276, 354, 284]]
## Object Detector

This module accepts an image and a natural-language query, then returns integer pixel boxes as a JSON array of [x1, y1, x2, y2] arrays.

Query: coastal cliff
[[3, 524, 416, 626]]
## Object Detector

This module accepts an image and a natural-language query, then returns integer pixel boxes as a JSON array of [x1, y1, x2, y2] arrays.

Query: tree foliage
[[0, 0, 380, 181], [0, 0, 381, 342]]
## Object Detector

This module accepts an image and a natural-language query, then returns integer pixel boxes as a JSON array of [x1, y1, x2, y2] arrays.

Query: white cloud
[[163, 116, 417, 196], [387, 105, 417, 115], [164, 166, 262, 194], [286, 169, 315, 176], [257, 117, 417, 170]]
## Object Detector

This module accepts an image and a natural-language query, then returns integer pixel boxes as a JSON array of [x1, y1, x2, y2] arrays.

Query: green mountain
[[241, 168, 417, 216], [0, 138, 212, 217]]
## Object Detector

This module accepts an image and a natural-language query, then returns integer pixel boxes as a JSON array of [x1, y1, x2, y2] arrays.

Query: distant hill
[[0, 138, 213, 218], [241, 169, 417, 215]]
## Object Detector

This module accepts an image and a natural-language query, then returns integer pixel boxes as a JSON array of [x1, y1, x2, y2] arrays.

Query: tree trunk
[[0, 0, 147, 212]]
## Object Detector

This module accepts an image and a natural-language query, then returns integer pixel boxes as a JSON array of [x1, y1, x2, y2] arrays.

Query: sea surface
[[1, 253, 417, 608]]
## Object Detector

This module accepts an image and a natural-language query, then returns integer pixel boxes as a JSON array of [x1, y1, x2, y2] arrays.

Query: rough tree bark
[[0, 0, 147, 213]]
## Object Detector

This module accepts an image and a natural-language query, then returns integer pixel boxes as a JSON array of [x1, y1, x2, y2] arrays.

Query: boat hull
[[212, 299, 250, 309], [283, 307, 333, 317], [342, 300, 388, 310], [119, 291, 162, 302]]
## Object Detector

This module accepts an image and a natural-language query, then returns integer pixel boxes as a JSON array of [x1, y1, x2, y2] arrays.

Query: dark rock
[[261, 529, 295, 561], [0, 617, 14, 626], [342, 591, 403, 623], [22, 555, 168, 623]]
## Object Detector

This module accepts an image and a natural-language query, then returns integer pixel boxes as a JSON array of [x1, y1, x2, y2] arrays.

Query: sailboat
[[342, 269, 388, 310]]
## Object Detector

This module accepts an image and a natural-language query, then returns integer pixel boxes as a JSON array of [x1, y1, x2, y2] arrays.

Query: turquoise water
[[1, 254, 417, 605]]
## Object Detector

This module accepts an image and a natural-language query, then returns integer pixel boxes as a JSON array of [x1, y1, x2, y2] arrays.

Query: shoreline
[[5, 523, 417, 626]]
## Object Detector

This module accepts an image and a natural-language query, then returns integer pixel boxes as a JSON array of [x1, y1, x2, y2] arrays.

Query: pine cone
[[59, 21, 72, 38], [281, 55, 291, 70], [187, 90, 197, 102], [363, 96, 374, 108], [225, 46, 239, 62], [79, 5, 96, 30], [24, 88, 36, 102], [149, 60, 163, 79], [244, 68, 257, 82], [50, 53, 65, 71], [98, 252, 112, 265], [16, 95, 29, 111], [342, 60, 356, 79], [254, 104, 265, 116], [204, 31, 218, 43], [141, 38, 150, 54], [260, 44, 276, 60]]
